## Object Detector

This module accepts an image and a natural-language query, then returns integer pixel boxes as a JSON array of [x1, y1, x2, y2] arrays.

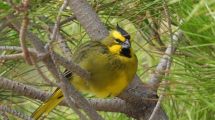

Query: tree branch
[[0, 53, 23, 60], [19, 0, 32, 65], [0, 105, 32, 120], [147, 30, 183, 89], [67, 0, 109, 41], [0, 46, 36, 53]]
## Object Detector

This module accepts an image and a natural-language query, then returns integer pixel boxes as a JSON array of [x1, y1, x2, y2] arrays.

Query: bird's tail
[[31, 88, 64, 120]]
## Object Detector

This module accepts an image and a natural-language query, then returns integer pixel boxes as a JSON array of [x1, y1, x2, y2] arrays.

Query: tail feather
[[31, 88, 64, 120]]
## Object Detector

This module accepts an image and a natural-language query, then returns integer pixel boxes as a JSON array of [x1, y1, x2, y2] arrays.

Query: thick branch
[[0, 77, 49, 102], [67, 0, 109, 41], [0, 105, 32, 120]]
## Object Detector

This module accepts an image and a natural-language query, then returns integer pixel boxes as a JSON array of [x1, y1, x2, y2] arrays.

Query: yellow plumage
[[32, 25, 138, 120]]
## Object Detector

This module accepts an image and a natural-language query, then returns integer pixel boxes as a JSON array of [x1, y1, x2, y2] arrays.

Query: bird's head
[[102, 25, 132, 58]]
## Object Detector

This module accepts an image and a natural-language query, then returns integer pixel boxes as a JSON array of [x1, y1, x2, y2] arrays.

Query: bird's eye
[[114, 39, 122, 43]]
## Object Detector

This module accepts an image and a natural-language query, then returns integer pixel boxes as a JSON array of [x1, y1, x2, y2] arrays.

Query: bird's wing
[[63, 41, 109, 79], [73, 41, 109, 63]]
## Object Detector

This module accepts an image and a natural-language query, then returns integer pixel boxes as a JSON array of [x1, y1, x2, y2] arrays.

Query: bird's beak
[[121, 39, 130, 49]]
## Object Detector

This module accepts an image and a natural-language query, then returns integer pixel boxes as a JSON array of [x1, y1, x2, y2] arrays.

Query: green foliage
[[0, 0, 215, 119]]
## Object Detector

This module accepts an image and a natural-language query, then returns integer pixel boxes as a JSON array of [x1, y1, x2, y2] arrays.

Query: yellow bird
[[32, 25, 138, 119]]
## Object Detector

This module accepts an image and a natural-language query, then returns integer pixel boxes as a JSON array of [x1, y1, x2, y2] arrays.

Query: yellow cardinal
[[32, 25, 138, 119]]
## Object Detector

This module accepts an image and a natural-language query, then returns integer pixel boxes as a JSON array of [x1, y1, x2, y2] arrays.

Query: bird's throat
[[120, 48, 131, 58]]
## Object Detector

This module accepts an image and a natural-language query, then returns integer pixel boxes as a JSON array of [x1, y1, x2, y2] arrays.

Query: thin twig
[[50, 0, 73, 61], [19, 0, 32, 65], [0, 53, 23, 60], [163, 0, 174, 52], [57, 33, 73, 59], [0, 46, 36, 53], [59, 16, 76, 26], [147, 11, 166, 50], [49, 0, 68, 42]]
